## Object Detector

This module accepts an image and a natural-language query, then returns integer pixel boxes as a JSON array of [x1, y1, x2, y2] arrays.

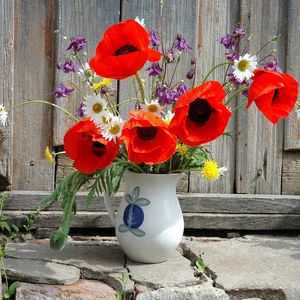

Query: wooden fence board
[[12, 0, 55, 190], [53, 0, 120, 146], [4, 191, 300, 214], [0, 0, 14, 191], [284, 0, 300, 150], [236, 0, 286, 194], [7, 210, 300, 230], [189, 0, 240, 194], [282, 152, 300, 195]]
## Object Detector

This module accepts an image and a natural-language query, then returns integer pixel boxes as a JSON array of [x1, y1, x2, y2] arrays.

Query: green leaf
[[135, 198, 150, 206], [132, 186, 140, 201], [118, 224, 129, 233], [7, 281, 20, 296], [130, 228, 145, 237], [196, 258, 206, 272], [125, 194, 134, 204], [50, 230, 68, 251]]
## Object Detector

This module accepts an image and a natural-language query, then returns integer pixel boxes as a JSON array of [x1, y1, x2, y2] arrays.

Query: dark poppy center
[[272, 89, 280, 102], [115, 44, 138, 56], [137, 127, 157, 141], [188, 98, 213, 125], [92, 141, 106, 156]]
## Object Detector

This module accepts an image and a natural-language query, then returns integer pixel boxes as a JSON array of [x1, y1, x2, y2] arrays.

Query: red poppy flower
[[122, 111, 177, 165], [89, 19, 161, 80], [64, 118, 119, 174], [247, 69, 298, 124], [169, 81, 231, 146]]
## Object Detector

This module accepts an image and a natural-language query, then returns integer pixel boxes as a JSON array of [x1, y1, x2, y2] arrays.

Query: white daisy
[[0, 104, 8, 127], [164, 110, 175, 125], [218, 167, 228, 176], [102, 116, 125, 143], [233, 54, 257, 81], [296, 108, 300, 120], [135, 16, 145, 28], [141, 100, 163, 116], [83, 95, 108, 124]]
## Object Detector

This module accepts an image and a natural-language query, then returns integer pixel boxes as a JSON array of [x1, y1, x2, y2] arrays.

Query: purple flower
[[191, 58, 196, 65], [220, 34, 235, 50], [173, 34, 192, 52], [261, 58, 282, 72], [227, 73, 247, 86], [186, 68, 195, 79], [67, 36, 87, 52], [233, 27, 246, 39], [225, 52, 240, 62], [155, 85, 178, 105], [165, 50, 175, 63], [51, 83, 74, 98], [74, 103, 84, 117], [57, 59, 78, 73], [147, 63, 163, 76], [176, 83, 188, 96], [149, 30, 160, 47]]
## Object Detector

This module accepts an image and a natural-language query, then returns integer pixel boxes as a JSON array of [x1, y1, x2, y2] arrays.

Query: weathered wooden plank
[[3, 191, 300, 214], [0, 0, 14, 191], [284, 0, 300, 150], [282, 151, 300, 195], [12, 0, 56, 190], [7, 211, 300, 230], [236, 0, 287, 194], [189, 0, 240, 193], [53, 0, 120, 146]]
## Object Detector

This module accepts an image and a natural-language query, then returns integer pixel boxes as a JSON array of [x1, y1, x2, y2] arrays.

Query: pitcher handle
[[103, 193, 116, 227]]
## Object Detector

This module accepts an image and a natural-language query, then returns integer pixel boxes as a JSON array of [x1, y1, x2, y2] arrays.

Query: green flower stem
[[224, 87, 250, 106], [114, 158, 145, 173], [170, 168, 201, 173], [74, 52, 94, 87], [202, 62, 230, 84], [112, 98, 143, 109], [230, 100, 248, 112], [0, 255, 8, 291], [54, 151, 66, 156], [296, 101, 300, 106], [135, 72, 146, 101], [6, 100, 78, 121], [169, 55, 181, 86]]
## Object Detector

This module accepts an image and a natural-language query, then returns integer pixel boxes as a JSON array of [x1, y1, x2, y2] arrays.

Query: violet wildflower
[[100, 86, 108, 94], [149, 30, 160, 47], [51, 83, 74, 98], [155, 85, 178, 105], [173, 34, 192, 52], [219, 34, 235, 50], [261, 58, 282, 72], [165, 50, 175, 63], [227, 73, 247, 86], [57, 59, 78, 73], [67, 37, 87, 52], [176, 83, 188, 96], [186, 68, 195, 79], [147, 62, 163, 76], [74, 103, 84, 118], [233, 27, 246, 39], [225, 52, 240, 62]]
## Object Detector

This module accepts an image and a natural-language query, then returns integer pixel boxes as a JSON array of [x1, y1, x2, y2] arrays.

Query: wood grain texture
[[3, 191, 300, 214], [236, 0, 287, 194], [282, 151, 300, 195], [53, 0, 120, 146], [12, 0, 55, 190], [189, 0, 240, 193], [0, 0, 14, 191], [7, 210, 300, 230], [284, 0, 300, 150]]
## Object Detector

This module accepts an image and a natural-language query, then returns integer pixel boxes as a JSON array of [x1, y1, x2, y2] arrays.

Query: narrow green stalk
[[112, 98, 143, 109], [224, 87, 249, 106], [135, 72, 146, 101], [202, 62, 230, 84], [105, 92, 119, 115], [169, 55, 181, 86], [6, 100, 78, 121], [0, 255, 8, 290], [230, 100, 248, 112]]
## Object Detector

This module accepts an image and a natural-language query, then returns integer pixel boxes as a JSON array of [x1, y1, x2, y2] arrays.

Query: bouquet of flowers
[[1, 17, 298, 250]]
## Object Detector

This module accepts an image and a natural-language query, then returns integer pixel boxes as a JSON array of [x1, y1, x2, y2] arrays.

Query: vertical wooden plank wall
[[236, 0, 287, 194], [0, 0, 14, 191]]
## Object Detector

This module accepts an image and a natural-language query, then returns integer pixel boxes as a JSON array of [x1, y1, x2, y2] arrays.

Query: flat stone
[[182, 235, 300, 300], [127, 249, 199, 289], [5, 257, 80, 285], [15, 280, 117, 300]]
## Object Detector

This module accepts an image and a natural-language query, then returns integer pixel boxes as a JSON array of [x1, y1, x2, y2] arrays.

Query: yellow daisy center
[[201, 160, 220, 181], [93, 103, 103, 113], [148, 104, 158, 113], [109, 124, 120, 135], [237, 59, 249, 71]]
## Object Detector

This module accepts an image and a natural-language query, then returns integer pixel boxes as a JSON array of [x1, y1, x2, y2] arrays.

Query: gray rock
[[5, 257, 80, 285], [15, 280, 117, 300], [127, 249, 199, 289], [182, 235, 300, 300]]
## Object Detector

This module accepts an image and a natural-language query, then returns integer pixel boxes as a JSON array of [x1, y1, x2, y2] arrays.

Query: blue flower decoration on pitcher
[[118, 186, 150, 237]]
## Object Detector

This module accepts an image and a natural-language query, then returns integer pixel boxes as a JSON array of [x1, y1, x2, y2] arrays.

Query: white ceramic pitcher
[[104, 171, 184, 263]]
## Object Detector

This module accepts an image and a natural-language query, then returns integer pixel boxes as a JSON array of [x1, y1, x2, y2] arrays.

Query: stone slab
[[15, 280, 117, 300], [5, 257, 80, 285], [182, 235, 300, 300], [127, 249, 199, 289]]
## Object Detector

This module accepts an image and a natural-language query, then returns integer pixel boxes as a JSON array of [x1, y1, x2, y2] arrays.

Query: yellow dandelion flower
[[176, 144, 190, 159], [201, 160, 220, 181], [45, 146, 55, 164], [91, 78, 112, 91]]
